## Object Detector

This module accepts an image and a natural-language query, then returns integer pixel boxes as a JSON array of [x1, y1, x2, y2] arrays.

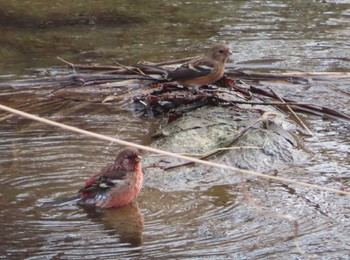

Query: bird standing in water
[[44, 147, 143, 208], [78, 147, 143, 208]]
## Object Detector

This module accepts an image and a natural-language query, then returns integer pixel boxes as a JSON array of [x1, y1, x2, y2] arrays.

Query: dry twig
[[267, 86, 317, 139]]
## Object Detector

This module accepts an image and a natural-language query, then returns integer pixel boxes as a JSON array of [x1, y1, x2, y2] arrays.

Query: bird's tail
[[40, 194, 81, 207]]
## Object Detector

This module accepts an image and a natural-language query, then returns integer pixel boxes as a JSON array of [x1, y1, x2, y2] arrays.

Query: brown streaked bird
[[136, 43, 233, 87]]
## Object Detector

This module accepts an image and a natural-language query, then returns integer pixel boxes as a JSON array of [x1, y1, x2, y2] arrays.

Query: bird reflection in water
[[81, 200, 144, 247]]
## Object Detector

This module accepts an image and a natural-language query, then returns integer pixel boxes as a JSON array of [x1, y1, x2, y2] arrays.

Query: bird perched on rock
[[44, 147, 143, 208], [136, 43, 233, 88], [78, 147, 143, 208]]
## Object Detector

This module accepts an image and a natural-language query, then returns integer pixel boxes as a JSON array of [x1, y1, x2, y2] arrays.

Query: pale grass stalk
[[0, 103, 348, 196]]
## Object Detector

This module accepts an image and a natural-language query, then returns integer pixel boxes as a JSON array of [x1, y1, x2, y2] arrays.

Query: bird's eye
[[219, 49, 225, 54], [128, 153, 138, 159]]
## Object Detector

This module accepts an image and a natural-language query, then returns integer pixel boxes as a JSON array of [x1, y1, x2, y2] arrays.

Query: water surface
[[0, 0, 349, 259]]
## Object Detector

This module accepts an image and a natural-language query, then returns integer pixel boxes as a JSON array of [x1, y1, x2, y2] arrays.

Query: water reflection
[[82, 201, 144, 247]]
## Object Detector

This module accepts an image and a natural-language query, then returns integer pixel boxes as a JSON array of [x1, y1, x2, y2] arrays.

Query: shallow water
[[0, 0, 349, 259]]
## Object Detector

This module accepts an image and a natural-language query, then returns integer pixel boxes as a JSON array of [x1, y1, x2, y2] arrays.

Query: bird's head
[[207, 43, 233, 63], [115, 147, 142, 171]]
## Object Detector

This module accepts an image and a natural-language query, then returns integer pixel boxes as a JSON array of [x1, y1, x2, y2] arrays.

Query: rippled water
[[0, 0, 349, 259]]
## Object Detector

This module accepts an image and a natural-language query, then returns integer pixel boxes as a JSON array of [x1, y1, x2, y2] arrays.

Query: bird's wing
[[80, 163, 128, 197], [79, 176, 126, 195], [134, 58, 215, 81], [167, 64, 213, 81], [84, 163, 127, 187]]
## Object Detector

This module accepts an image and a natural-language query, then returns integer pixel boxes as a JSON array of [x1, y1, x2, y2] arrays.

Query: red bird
[[78, 147, 143, 208], [136, 43, 233, 88]]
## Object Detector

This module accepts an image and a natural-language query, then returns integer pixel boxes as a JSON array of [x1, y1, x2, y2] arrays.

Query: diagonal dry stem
[[0, 103, 349, 196], [267, 86, 317, 139]]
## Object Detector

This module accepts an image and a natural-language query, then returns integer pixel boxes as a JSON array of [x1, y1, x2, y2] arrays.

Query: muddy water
[[0, 0, 349, 259]]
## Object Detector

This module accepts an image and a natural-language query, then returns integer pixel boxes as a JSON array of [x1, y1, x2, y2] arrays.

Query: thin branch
[[114, 61, 154, 78], [249, 86, 350, 121], [148, 145, 264, 160], [57, 56, 76, 73], [267, 87, 317, 139]]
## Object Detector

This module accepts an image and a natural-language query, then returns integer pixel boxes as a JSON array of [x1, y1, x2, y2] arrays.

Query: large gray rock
[[143, 92, 309, 191]]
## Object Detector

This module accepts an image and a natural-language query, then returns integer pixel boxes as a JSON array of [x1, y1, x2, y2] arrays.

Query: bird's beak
[[228, 49, 233, 56], [135, 155, 142, 162]]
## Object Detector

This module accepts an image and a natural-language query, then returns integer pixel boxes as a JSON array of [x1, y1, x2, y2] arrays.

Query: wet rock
[[143, 90, 309, 192]]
